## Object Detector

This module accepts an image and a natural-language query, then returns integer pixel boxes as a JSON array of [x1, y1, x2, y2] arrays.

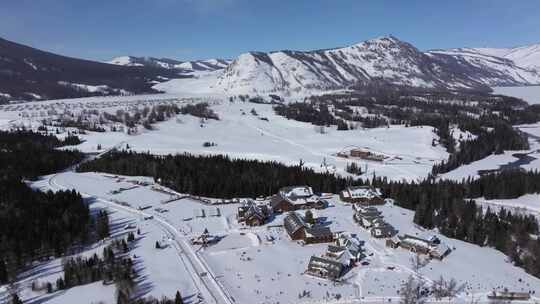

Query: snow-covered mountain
[[437, 44, 540, 73], [107, 56, 231, 73], [216, 36, 540, 95]]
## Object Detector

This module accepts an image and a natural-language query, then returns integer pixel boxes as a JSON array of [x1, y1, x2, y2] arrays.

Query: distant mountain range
[[1, 35, 540, 102], [438, 44, 540, 72], [106, 56, 231, 73]]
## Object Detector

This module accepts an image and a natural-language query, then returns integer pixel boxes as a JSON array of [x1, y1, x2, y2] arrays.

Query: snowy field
[[3, 171, 540, 303], [0, 96, 449, 182], [493, 86, 540, 105]]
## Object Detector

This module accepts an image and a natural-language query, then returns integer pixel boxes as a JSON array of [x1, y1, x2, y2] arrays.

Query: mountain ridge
[[0, 37, 184, 101], [215, 36, 540, 95]]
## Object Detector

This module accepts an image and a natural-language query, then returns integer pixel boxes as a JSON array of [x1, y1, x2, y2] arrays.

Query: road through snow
[[47, 172, 234, 304]]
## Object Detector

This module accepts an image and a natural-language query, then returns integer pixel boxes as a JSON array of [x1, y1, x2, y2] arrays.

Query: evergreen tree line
[[179, 102, 219, 120], [0, 181, 97, 282], [273, 102, 350, 130], [78, 150, 540, 278], [431, 123, 529, 175], [0, 130, 107, 284], [57, 238, 133, 290], [0, 130, 84, 180], [77, 151, 350, 198]]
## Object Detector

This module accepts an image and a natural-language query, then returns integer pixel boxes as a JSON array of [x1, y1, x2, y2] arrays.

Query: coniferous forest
[[0, 130, 104, 284], [78, 150, 540, 278]]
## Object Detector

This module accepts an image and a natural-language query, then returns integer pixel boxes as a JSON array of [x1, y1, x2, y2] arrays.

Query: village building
[[353, 212, 384, 229], [304, 226, 334, 244], [387, 234, 451, 260], [370, 223, 397, 238], [353, 206, 397, 239], [284, 212, 307, 240], [349, 148, 385, 161], [305, 256, 344, 280], [283, 211, 334, 244], [340, 186, 384, 205], [353, 205, 382, 216], [487, 290, 531, 301], [329, 234, 364, 266], [270, 186, 325, 213], [237, 201, 271, 226]]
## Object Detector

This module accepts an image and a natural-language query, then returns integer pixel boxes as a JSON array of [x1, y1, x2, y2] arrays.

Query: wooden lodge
[[270, 186, 326, 213]]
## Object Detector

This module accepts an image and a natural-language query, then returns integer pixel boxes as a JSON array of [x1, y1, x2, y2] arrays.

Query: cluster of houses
[[353, 205, 397, 238], [305, 234, 364, 280], [237, 185, 327, 227], [386, 233, 451, 260], [342, 186, 398, 239]]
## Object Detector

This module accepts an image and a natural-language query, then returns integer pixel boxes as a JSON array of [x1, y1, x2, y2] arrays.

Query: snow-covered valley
[[2, 171, 539, 304]]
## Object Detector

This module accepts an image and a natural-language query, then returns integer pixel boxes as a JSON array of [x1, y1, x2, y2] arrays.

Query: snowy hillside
[[445, 44, 540, 72], [107, 56, 231, 73], [214, 36, 540, 95], [428, 48, 540, 86]]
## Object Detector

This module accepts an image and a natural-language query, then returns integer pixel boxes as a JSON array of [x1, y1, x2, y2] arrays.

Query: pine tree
[[10, 293, 23, 304], [175, 290, 183, 304], [304, 210, 315, 225], [0, 258, 8, 284], [96, 211, 110, 240]]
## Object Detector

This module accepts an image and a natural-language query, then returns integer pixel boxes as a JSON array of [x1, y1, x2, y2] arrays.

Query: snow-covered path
[[46, 172, 234, 304]]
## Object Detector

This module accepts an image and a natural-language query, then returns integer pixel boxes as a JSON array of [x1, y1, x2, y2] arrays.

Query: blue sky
[[1, 0, 539, 61]]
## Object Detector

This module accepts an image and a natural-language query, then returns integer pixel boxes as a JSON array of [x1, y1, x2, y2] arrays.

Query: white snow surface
[[466, 44, 540, 72]]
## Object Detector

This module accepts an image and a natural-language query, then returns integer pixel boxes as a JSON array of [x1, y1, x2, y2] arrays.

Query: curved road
[[47, 171, 234, 304]]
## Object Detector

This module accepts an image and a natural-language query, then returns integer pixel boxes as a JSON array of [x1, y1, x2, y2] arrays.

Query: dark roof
[[307, 256, 343, 278], [327, 245, 345, 254], [305, 226, 333, 238], [270, 194, 287, 208], [284, 212, 305, 235]]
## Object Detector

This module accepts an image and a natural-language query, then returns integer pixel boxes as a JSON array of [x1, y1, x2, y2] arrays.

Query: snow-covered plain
[[4, 171, 540, 304], [0, 95, 448, 182], [493, 86, 540, 105]]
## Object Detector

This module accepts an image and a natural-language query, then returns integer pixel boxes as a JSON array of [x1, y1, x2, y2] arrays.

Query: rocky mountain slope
[[216, 36, 540, 95]]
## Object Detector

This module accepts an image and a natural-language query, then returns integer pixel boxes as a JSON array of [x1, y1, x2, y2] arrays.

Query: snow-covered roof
[[279, 186, 320, 205], [345, 186, 382, 199], [284, 212, 306, 235], [280, 186, 314, 199]]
